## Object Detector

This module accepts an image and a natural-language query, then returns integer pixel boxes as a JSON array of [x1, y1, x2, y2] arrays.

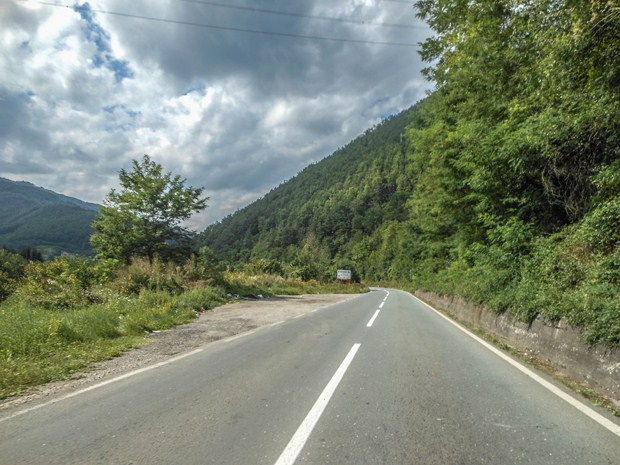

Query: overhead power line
[[22, 1, 422, 47], [173, 0, 427, 30]]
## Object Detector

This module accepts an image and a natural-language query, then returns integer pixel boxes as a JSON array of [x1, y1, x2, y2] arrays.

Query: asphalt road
[[1, 289, 619, 464]]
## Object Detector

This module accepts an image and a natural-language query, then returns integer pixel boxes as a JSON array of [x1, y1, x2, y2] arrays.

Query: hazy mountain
[[0, 177, 99, 257]]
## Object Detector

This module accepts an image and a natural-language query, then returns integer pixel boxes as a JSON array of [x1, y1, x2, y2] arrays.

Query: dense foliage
[[406, 0, 620, 345], [201, 0, 620, 346], [199, 109, 414, 281]]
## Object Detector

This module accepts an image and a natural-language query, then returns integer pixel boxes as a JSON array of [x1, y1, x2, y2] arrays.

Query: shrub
[[173, 285, 228, 313], [246, 258, 284, 276], [14, 257, 99, 310], [110, 257, 185, 295], [0, 249, 27, 301], [581, 198, 620, 253]]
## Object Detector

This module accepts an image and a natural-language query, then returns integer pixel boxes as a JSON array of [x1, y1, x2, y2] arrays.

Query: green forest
[[201, 0, 620, 346]]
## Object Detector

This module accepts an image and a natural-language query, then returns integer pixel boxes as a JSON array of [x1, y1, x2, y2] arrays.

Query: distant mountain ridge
[[0, 178, 99, 212], [0, 177, 99, 257]]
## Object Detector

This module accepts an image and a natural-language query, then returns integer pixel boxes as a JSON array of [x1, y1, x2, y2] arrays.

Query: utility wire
[[22, 1, 422, 47], [173, 0, 427, 30]]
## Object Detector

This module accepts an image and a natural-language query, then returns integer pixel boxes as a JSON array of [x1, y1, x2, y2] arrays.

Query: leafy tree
[[414, 0, 620, 233], [290, 233, 331, 281], [91, 155, 208, 264]]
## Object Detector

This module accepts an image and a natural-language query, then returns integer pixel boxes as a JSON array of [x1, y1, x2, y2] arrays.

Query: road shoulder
[[0, 293, 359, 412]]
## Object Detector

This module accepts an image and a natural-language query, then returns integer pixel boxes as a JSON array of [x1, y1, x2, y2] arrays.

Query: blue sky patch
[[74, 3, 134, 82]]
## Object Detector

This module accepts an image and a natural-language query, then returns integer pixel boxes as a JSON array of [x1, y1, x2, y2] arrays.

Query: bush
[[494, 222, 620, 345], [246, 258, 284, 276], [14, 257, 99, 310], [190, 246, 225, 280], [581, 198, 620, 253], [0, 270, 16, 303], [0, 249, 27, 301], [110, 257, 184, 295], [173, 285, 228, 313]]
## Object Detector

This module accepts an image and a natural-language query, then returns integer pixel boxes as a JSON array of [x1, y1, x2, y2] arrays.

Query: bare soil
[[0, 294, 358, 412]]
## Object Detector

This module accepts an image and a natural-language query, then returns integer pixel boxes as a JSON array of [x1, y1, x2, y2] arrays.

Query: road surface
[[1, 289, 619, 464]]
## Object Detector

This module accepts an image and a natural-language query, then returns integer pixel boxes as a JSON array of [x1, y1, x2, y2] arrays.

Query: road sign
[[337, 269, 352, 281]]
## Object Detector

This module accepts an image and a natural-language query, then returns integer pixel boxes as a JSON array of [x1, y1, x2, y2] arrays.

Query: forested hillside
[[201, 0, 619, 346], [199, 108, 416, 280], [405, 0, 620, 345], [0, 178, 98, 256]]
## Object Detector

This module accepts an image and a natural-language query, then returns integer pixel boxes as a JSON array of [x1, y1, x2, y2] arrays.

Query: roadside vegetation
[[201, 0, 620, 348], [0, 250, 365, 400], [0, 156, 366, 400]]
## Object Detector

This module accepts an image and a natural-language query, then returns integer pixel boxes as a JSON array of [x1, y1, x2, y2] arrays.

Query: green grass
[[0, 286, 229, 399], [0, 270, 366, 400]]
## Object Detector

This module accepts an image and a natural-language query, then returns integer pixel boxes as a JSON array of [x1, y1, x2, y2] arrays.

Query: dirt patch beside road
[[0, 293, 360, 412]]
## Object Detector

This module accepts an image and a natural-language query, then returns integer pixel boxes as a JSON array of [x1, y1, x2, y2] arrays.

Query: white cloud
[[0, 0, 432, 230]]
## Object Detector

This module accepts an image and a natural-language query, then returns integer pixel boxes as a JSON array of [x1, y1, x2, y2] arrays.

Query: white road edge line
[[0, 348, 204, 423], [225, 330, 256, 342], [274, 343, 361, 465], [411, 294, 620, 439], [367, 310, 381, 328]]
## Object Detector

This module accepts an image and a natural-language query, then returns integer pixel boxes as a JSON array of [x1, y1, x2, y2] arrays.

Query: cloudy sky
[[1, 0, 432, 230]]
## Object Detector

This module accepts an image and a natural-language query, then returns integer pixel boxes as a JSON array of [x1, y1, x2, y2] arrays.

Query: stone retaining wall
[[415, 291, 620, 406]]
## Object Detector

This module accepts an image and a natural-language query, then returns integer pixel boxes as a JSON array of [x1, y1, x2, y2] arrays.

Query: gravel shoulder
[[0, 293, 360, 412]]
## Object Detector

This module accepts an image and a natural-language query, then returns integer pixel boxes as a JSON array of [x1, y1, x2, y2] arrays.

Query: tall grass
[[0, 290, 207, 399], [0, 257, 366, 399]]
